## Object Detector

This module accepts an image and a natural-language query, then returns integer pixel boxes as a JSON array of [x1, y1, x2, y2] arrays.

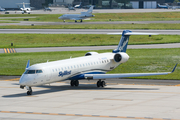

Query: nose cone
[[58, 16, 62, 19], [19, 75, 27, 86]]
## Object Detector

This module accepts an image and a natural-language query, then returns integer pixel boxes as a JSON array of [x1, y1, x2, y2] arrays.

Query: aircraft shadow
[[3, 84, 159, 98]]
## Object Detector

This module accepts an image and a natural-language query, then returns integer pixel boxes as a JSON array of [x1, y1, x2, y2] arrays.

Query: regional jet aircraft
[[58, 6, 94, 22], [19, 30, 177, 95]]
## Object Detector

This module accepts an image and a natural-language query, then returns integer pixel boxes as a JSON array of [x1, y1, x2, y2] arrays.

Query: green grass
[[0, 34, 180, 48], [0, 21, 19, 23], [1, 12, 180, 22], [0, 48, 179, 80], [1, 23, 180, 29]]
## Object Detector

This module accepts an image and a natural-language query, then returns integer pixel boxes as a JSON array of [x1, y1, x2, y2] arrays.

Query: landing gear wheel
[[71, 80, 75, 86], [27, 90, 32, 95], [74, 80, 79, 86], [71, 80, 79, 87], [101, 81, 105, 87], [75, 20, 77, 22], [97, 80, 101, 87], [80, 20, 82, 22], [26, 86, 32, 95], [63, 20, 65, 23]]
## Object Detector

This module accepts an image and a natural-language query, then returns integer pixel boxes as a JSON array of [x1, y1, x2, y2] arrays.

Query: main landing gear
[[80, 20, 82, 22], [97, 80, 106, 87], [70, 80, 79, 87]]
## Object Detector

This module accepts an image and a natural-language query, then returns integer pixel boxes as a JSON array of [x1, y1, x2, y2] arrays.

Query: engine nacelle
[[114, 52, 129, 63], [85, 52, 99, 56]]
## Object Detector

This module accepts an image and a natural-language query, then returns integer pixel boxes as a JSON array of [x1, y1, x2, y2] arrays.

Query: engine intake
[[114, 52, 129, 63], [85, 52, 99, 56]]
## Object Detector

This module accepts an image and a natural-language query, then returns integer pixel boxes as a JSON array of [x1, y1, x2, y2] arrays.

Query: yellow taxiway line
[[0, 110, 178, 120]]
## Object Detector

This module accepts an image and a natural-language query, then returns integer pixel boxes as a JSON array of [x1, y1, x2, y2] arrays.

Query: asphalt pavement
[[1, 29, 180, 34]]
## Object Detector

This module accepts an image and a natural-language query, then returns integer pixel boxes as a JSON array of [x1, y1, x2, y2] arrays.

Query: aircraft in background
[[74, 2, 82, 8], [17, 2, 31, 14], [157, 3, 180, 9], [58, 6, 94, 22], [68, 6, 76, 11], [19, 30, 177, 95], [157, 4, 169, 9], [44, 7, 52, 11], [0, 7, 5, 11]]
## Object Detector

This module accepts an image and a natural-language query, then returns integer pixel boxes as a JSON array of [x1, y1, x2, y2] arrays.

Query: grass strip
[[1, 23, 180, 29], [0, 34, 180, 48], [1, 12, 180, 22], [0, 48, 179, 80]]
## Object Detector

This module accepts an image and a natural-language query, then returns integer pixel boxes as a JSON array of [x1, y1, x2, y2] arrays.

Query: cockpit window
[[25, 70, 35, 74], [36, 70, 43, 73], [24, 70, 43, 74]]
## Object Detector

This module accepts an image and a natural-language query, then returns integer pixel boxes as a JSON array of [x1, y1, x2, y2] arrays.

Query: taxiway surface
[[1, 80, 180, 120], [1, 21, 180, 26], [1, 29, 180, 34], [0, 43, 180, 53]]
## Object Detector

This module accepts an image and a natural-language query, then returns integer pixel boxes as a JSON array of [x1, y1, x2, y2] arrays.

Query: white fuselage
[[19, 52, 122, 87], [58, 14, 93, 20]]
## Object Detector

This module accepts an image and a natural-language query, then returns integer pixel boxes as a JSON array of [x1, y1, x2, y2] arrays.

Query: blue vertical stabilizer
[[112, 30, 132, 53]]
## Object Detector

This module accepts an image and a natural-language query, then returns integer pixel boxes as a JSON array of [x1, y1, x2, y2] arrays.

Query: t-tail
[[86, 6, 94, 14], [107, 30, 159, 53]]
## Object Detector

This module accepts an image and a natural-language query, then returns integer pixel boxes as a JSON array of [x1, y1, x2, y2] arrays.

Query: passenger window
[[102, 61, 104, 63], [61, 68, 63, 70]]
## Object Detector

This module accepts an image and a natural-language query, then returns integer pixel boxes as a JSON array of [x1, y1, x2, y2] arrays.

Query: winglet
[[26, 60, 30, 69], [171, 63, 178, 73]]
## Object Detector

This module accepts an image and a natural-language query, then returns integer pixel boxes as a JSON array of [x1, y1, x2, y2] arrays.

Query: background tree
[[173, 0, 179, 3]]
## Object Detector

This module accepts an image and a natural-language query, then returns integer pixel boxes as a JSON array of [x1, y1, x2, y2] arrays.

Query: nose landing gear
[[26, 86, 32, 95]]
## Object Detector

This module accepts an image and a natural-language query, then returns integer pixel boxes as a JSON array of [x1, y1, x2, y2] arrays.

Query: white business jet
[[58, 6, 94, 22], [17, 2, 31, 14], [19, 30, 177, 95], [74, 2, 82, 8]]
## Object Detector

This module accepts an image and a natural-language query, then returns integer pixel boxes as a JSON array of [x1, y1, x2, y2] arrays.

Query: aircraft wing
[[70, 18, 82, 20], [84, 64, 177, 80]]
